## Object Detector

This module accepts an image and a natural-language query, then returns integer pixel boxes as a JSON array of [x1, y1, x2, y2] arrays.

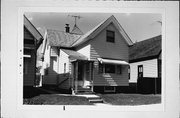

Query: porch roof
[[97, 58, 129, 65], [61, 49, 88, 61]]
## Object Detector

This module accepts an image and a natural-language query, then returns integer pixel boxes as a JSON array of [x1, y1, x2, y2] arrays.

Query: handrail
[[57, 74, 70, 86], [57, 77, 69, 86]]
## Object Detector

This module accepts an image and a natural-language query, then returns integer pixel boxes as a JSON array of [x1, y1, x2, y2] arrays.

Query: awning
[[61, 49, 88, 61], [97, 58, 129, 65]]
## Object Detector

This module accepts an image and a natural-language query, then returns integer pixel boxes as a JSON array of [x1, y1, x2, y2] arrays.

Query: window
[[105, 64, 115, 73], [106, 30, 115, 43], [128, 66, 130, 80], [99, 63, 122, 74], [104, 86, 116, 92], [64, 63, 66, 73], [116, 65, 122, 74]]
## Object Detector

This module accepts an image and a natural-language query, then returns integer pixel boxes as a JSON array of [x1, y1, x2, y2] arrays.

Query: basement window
[[104, 86, 116, 92]]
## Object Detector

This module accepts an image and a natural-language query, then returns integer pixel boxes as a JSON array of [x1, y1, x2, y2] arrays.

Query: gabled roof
[[46, 29, 82, 47], [71, 15, 133, 47], [42, 15, 133, 56], [61, 49, 88, 60], [24, 15, 44, 49], [71, 24, 84, 35], [129, 35, 161, 63]]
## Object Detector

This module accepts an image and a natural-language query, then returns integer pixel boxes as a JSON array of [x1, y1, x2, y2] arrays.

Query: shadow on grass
[[23, 86, 49, 99]]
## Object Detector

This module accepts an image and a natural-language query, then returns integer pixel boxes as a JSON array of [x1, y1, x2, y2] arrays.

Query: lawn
[[24, 92, 161, 105], [99, 93, 161, 105], [24, 94, 93, 105]]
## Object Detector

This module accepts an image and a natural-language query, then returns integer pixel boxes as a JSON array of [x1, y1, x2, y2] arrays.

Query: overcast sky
[[25, 12, 162, 43]]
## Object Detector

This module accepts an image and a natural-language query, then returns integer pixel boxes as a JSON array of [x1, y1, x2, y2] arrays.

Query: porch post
[[89, 62, 93, 92], [71, 62, 74, 94], [75, 61, 78, 93]]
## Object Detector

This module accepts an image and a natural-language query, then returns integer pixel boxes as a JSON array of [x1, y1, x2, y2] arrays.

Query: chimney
[[65, 24, 70, 33]]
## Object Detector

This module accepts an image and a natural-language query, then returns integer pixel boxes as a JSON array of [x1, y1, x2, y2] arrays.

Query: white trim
[[23, 54, 31, 58], [98, 58, 129, 65]]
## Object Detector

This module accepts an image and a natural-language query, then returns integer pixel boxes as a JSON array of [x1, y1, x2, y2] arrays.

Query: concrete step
[[88, 98, 104, 103]]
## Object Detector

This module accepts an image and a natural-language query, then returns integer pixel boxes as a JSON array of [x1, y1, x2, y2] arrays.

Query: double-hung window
[[99, 63, 121, 74], [106, 30, 115, 43]]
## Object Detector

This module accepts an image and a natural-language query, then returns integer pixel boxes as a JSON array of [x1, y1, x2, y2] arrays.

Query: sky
[[25, 12, 162, 43]]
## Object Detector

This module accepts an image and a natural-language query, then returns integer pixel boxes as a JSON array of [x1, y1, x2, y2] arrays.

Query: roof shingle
[[47, 29, 82, 47], [129, 35, 161, 62]]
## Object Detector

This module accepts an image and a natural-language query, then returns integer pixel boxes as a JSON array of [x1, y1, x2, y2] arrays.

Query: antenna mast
[[68, 15, 82, 26]]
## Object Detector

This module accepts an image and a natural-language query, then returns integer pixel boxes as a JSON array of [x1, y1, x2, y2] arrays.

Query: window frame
[[64, 63, 66, 73], [106, 30, 115, 43], [104, 86, 116, 92], [99, 62, 122, 74]]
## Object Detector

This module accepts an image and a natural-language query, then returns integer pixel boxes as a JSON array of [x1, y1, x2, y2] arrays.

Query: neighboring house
[[23, 15, 43, 87], [129, 35, 161, 94], [41, 15, 133, 94]]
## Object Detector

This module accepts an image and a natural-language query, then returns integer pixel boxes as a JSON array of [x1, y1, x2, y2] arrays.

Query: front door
[[77, 61, 84, 87], [137, 65, 143, 93], [138, 65, 143, 78]]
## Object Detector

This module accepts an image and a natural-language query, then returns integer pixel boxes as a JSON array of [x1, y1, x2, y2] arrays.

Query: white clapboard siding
[[59, 49, 70, 74], [129, 59, 158, 83], [89, 23, 129, 86]]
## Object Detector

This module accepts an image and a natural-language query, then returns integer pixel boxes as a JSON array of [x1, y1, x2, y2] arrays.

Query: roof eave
[[129, 55, 159, 63]]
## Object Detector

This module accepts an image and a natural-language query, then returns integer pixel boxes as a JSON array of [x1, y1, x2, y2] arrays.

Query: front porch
[[71, 60, 94, 94]]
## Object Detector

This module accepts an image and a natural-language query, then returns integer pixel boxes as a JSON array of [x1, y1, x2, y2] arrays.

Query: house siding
[[90, 23, 129, 86], [59, 49, 70, 74], [129, 58, 158, 83], [23, 50, 36, 86], [24, 27, 34, 40], [43, 46, 58, 85], [77, 44, 91, 60], [23, 28, 36, 86], [50, 46, 58, 56]]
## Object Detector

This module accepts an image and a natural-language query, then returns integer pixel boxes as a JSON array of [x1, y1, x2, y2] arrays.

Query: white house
[[40, 15, 133, 94], [129, 35, 161, 94]]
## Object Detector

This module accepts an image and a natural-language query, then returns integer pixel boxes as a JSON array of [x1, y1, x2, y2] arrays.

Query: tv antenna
[[68, 15, 82, 26]]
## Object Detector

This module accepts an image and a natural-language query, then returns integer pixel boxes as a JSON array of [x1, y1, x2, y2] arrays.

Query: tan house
[[41, 15, 133, 94]]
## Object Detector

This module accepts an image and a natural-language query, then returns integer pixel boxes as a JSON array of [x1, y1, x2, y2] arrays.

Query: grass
[[24, 94, 93, 105], [99, 93, 161, 105], [23, 87, 161, 105]]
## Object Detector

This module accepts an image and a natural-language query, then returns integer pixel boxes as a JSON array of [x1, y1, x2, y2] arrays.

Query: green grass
[[99, 93, 161, 105], [24, 93, 161, 105], [24, 94, 93, 105]]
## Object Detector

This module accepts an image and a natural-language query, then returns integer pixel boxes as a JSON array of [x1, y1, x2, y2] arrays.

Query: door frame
[[138, 65, 143, 78], [72, 60, 94, 93]]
